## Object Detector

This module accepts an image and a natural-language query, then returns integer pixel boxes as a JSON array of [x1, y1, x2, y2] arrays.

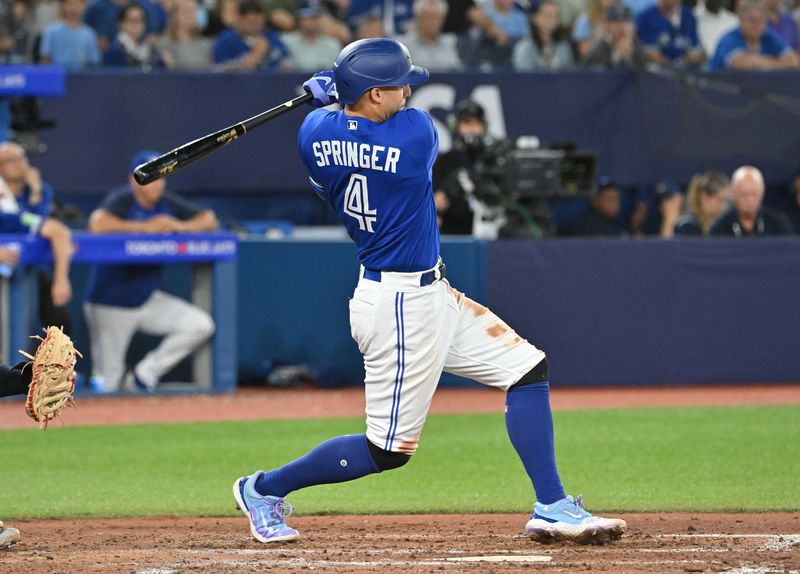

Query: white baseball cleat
[[233, 472, 300, 543], [525, 495, 626, 545], [0, 521, 21, 548]]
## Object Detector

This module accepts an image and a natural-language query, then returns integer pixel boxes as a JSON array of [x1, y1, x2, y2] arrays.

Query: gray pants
[[84, 290, 215, 391]]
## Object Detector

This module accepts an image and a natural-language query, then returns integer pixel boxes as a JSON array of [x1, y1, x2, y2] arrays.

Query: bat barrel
[[133, 126, 245, 185], [132, 91, 315, 186]]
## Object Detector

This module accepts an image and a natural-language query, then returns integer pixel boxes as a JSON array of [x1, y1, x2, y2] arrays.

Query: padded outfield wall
[[58, 236, 800, 389], [230, 237, 800, 388]]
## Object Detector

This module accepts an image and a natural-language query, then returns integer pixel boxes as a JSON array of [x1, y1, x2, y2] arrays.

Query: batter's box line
[[655, 533, 800, 552], [723, 567, 800, 574], [655, 533, 800, 538], [179, 547, 522, 556]]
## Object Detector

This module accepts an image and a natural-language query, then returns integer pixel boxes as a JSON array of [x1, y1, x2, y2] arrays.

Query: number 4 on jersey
[[344, 174, 377, 233]]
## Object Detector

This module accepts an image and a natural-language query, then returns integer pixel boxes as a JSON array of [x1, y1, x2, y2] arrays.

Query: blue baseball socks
[[505, 381, 566, 505], [254, 381, 566, 504], [255, 434, 380, 497]]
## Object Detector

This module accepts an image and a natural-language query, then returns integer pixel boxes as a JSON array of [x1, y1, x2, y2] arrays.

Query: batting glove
[[303, 71, 339, 108]]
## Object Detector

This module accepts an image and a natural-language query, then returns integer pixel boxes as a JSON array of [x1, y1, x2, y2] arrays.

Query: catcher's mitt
[[19, 326, 82, 429]]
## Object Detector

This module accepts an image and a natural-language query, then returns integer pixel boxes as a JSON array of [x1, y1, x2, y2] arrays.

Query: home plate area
[[4, 513, 799, 573]]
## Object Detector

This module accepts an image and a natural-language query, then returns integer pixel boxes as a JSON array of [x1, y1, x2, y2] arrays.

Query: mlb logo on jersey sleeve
[[347, 119, 358, 131]]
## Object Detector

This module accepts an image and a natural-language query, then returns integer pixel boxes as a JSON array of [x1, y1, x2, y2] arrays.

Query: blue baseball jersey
[[212, 29, 288, 71], [0, 211, 43, 234], [16, 182, 55, 218], [85, 187, 204, 307], [0, 180, 53, 232], [707, 28, 790, 71], [347, 0, 414, 36], [298, 108, 440, 273], [636, 4, 700, 61]]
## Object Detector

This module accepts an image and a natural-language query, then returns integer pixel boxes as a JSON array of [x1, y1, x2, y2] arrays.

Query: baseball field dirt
[[2, 385, 799, 573], [4, 513, 800, 573]]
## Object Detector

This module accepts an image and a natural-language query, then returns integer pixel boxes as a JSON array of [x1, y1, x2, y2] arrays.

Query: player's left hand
[[303, 71, 338, 108]]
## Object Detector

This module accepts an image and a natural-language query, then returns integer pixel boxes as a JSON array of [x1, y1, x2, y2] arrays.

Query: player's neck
[[344, 104, 388, 124]]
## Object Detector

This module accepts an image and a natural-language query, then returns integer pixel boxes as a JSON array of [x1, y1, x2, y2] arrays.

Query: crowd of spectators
[[432, 97, 798, 239], [0, 0, 797, 71], [547, 165, 798, 238], [544, 166, 797, 238]]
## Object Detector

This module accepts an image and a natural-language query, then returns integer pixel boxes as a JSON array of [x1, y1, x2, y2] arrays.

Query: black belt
[[364, 260, 446, 286]]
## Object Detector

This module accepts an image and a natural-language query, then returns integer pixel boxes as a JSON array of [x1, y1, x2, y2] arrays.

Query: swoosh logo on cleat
[[563, 511, 585, 519]]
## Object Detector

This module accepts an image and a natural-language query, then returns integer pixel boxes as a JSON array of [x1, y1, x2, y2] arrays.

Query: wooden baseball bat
[[133, 91, 314, 185]]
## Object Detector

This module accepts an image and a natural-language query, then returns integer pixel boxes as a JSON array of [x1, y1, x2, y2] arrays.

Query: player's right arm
[[163, 192, 219, 232], [0, 209, 73, 305], [296, 72, 338, 198], [88, 191, 179, 233], [38, 218, 73, 306], [89, 210, 180, 233], [297, 109, 333, 200], [0, 362, 31, 398]]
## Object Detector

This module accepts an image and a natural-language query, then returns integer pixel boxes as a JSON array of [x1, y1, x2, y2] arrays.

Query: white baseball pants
[[84, 290, 215, 390], [349, 266, 545, 455]]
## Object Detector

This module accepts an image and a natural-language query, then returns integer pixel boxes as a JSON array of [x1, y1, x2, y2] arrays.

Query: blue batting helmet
[[333, 38, 430, 105]]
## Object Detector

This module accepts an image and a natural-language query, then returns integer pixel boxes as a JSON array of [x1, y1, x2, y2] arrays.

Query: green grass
[[1, 405, 798, 519]]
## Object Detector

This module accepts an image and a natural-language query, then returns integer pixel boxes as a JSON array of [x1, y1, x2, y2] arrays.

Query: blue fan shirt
[[636, 4, 701, 61], [707, 28, 791, 71]]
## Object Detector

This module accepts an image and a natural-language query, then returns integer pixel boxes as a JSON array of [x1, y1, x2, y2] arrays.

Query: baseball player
[[0, 363, 31, 548], [0, 331, 78, 548], [233, 38, 626, 545], [0, 361, 31, 397], [1, 362, 34, 547], [0, 359, 78, 548]]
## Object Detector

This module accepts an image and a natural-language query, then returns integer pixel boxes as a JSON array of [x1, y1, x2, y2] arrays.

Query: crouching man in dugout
[[232, 38, 627, 546], [83, 151, 217, 393]]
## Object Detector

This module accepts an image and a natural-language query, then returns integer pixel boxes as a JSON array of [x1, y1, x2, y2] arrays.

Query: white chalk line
[[146, 557, 500, 569], [638, 547, 721, 553], [724, 567, 800, 574], [656, 533, 799, 539], [179, 547, 536, 556], [758, 534, 800, 551], [653, 534, 800, 555], [446, 555, 552, 563]]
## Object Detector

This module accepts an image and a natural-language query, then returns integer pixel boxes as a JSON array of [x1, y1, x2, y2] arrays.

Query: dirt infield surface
[[2, 385, 799, 572], [4, 513, 799, 573]]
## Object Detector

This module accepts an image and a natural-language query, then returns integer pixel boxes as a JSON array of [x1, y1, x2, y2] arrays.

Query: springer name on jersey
[[311, 140, 401, 173]]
